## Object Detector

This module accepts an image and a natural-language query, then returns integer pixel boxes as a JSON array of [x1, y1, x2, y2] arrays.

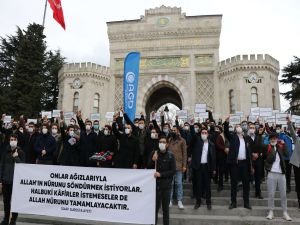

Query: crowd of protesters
[[0, 110, 300, 225]]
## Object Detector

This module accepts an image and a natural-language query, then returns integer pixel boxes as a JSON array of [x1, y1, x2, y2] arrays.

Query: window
[[272, 88, 276, 109], [229, 90, 235, 114], [251, 87, 258, 107], [73, 92, 79, 112], [93, 93, 100, 113]]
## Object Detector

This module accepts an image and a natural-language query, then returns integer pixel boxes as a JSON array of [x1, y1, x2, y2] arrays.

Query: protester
[[23, 122, 40, 164], [0, 134, 25, 225], [148, 136, 176, 225]]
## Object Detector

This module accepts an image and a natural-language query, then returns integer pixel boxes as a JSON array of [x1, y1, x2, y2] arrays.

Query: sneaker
[[266, 210, 274, 220], [178, 201, 184, 210], [283, 211, 292, 221], [9, 221, 16, 225], [169, 201, 173, 208], [228, 203, 237, 210]]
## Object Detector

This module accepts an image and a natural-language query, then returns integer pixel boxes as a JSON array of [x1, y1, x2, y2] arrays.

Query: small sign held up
[[41, 111, 52, 119], [275, 113, 288, 125], [176, 110, 188, 119], [229, 115, 241, 125], [250, 107, 260, 116], [52, 110, 61, 118], [259, 108, 272, 117], [27, 119, 37, 124], [248, 115, 257, 123], [64, 112, 74, 120], [195, 104, 206, 113], [3, 116, 12, 123], [90, 113, 100, 121], [105, 112, 115, 121]]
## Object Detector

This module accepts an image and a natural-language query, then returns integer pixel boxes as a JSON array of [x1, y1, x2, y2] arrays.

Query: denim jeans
[[170, 170, 183, 201]]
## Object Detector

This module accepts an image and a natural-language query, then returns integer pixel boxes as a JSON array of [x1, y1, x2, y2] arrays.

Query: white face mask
[[184, 126, 189, 131], [125, 128, 131, 134], [163, 128, 169, 134], [159, 143, 167, 152], [201, 134, 208, 141], [194, 128, 199, 133], [10, 140, 18, 148], [276, 129, 281, 134], [19, 129, 24, 133], [85, 125, 91, 131], [236, 127, 243, 134], [70, 121, 75, 125], [249, 129, 255, 135], [28, 127, 34, 133], [271, 141, 277, 146], [52, 128, 58, 135], [151, 133, 157, 139], [139, 124, 145, 130], [104, 130, 109, 136], [42, 128, 48, 134], [69, 131, 74, 137], [229, 127, 234, 132]]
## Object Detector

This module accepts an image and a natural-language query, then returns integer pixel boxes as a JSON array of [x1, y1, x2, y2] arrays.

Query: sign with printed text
[[248, 115, 257, 122], [12, 164, 155, 224], [64, 112, 74, 120], [90, 113, 100, 121], [292, 115, 300, 123], [41, 111, 52, 119], [105, 112, 115, 121], [27, 119, 38, 124], [197, 112, 209, 119], [250, 107, 260, 116], [259, 108, 272, 117], [235, 111, 244, 116], [265, 116, 276, 124], [52, 110, 61, 118], [195, 104, 206, 113], [176, 110, 188, 119], [272, 110, 280, 116], [3, 116, 12, 123], [275, 113, 288, 125], [229, 115, 241, 125]]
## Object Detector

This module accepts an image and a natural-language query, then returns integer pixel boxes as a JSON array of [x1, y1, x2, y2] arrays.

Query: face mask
[[42, 128, 48, 134], [69, 131, 74, 137], [104, 130, 109, 136], [184, 126, 189, 131], [70, 121, 75, 125], [229, 127, 234, 132], [134, 123, 139, 127], [194, 128, 199, 133], [201, 134, 208, 141], [236, 127, 243, 134], [139, 124, 145, 130], [86, 125, 91, 131], [271, 141, 277, 146], [159, 143, 167, 152], [163, 128, 169, 134], [10, 141, 18, 148], [93, 125, 99, 131], [28, 127, 34, 133], [151, 133, 157, 139], [19, 129, 24, 133], [276, 129, 281, 134], [125, 128, 131, 134], [249, 129, 255, 135], [208, 126, 211, 131], [52, 128, 58, 135]]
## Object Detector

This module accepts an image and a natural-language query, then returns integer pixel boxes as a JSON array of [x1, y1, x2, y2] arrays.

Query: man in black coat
[[0, 134, 25, 225], [189, 127, 216, 210], [148, 135, 176, 225], [224, 118, 253, 210], [23, 122, 40, 164]]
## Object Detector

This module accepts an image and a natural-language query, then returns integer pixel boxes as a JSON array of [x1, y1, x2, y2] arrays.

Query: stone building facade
[[58, 6, 280, 122]]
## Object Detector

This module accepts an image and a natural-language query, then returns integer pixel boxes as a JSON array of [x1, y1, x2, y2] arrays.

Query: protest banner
[[52, 110, 61, 118], [229, 115, 241, 125], [12, 164, 155, 224], [41, 111, 52, 118], [195, 104, 206, 113], [3, 116, 12, 123], [259, 108, 272, 117], [90, 113, 100, 121]]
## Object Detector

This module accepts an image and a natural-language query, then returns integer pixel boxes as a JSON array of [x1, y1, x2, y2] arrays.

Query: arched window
[[229, 90, 235, 114], [272, 88, 276, 109], [73, 92, 79, 112], [251, 87, 258, 107], [93, 93, 100, 113]]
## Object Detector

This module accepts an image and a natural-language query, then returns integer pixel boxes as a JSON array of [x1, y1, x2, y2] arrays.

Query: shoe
[[255, 195, 264, 199], [178, 201, 184, 210], [169, 201, 173, 208], [194, 202, 201, 209], [266, 210, 274, 220], [228, 203, 237, 209], [283, 211, 292, 221], [207, 204, 212, 210], [244, 204, 252, 210]]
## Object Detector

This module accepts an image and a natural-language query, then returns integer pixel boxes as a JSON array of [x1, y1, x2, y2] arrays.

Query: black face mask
[[170, 132, 177, 139], [12, 125, 17, 130], [148, 125, 154, 130]]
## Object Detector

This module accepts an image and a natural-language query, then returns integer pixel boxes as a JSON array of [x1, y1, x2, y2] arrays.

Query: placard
[[176, 110, 188, 119], [105, 112, 115, 121], [259, 108, 272, 117], [229, 115, 241, 125], [64, 112, 74, 120], [275, 113, 288, 125], [250, 107, 260, 116], [195, 104, 206, 113], [235, 111, 244, 116], [12, 164, 155, 225], [90, 113, 100, 121], [197, 112, 209, 119], [292, 115, 300, 123], [52, 110, 61, 118], [3, 115, 12, 123], [41, 111, 52, 119], [265, 116, 276, 124], [247, 115, 257, 123], [27, 119, 38, 124]]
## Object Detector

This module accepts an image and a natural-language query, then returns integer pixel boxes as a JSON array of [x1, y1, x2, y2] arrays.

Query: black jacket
[[0, 146, 25, 184], [148, 150, 176, 190], [264, 143, 289, 174], [34, 133, 57, 161], [59, 127, 80, 166], [23, 132, 40, 163]]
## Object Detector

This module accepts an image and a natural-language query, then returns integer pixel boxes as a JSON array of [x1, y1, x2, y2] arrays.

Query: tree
[[0, 23, 65, 118], [280, 56, 300, 114]]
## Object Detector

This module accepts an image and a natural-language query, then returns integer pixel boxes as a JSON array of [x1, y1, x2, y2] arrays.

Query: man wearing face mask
[[189, 127, 216, 210], [34, 124, 57, 164], [144, 128, 159, 168], [93, 120, 101, 136], [224, 118, 253, 210], [241, 121, 249, 136], [168, 125, 187, 209], [112, 111, 139, 169], [148, 136, 176, 225], [264, 132, 292, 221], [0, 115, 23, 149], [0, 134, 25, 225], [23, 122, 40, 164], [51, 123, 62, 165], [76, 111, 98, 167]]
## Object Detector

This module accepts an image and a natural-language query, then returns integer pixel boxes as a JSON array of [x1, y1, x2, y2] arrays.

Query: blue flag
[[123, 52, 140, 122]]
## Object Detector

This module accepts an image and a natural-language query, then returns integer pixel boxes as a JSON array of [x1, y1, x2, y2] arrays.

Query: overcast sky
[[1, 0, 299, 111]]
